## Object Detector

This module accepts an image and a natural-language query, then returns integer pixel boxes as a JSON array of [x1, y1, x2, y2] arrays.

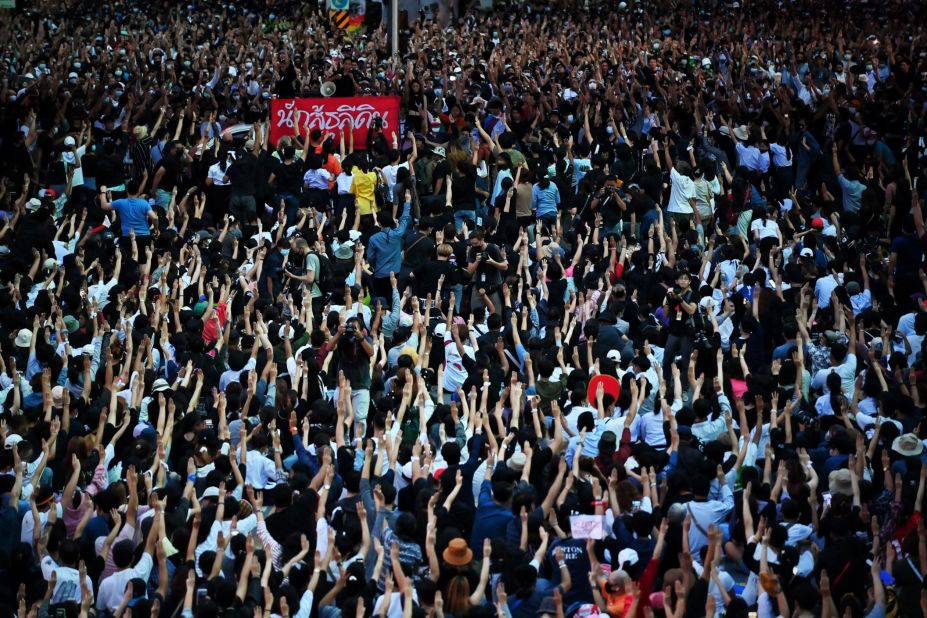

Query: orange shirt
[[599, 582, 633, 618], [323, 154, 342, 188]]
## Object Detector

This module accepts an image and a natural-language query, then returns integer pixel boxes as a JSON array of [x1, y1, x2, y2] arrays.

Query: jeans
[[230, 194, 257, 222], [454, 209, 475, 232], [278, 192, 300, 226]]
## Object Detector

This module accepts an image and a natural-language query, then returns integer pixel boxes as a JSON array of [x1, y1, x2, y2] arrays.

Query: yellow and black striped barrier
[[330, 10, 351, 29]]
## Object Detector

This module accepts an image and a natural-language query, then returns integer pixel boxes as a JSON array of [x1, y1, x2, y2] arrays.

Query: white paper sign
[[570, 515, 605, 539]]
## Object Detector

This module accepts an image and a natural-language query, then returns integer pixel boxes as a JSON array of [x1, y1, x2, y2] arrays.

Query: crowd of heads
[[3, 0, 927, 618]]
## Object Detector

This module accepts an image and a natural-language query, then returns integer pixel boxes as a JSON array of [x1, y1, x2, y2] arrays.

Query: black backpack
[[311, 251, 335, 294]]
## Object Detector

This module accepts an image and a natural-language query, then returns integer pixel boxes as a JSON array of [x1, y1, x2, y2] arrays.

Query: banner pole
[[390, 0, 398, 59]]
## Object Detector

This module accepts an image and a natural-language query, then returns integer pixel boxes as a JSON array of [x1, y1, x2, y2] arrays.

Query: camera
[[344, 325, 356, 340]]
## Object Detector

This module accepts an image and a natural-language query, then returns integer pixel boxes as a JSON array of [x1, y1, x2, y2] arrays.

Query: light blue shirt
[[531, 182, 560, 219], [366, 203, 412, 278], [837, 174, 865, 214], [735, 143, 770, 173]]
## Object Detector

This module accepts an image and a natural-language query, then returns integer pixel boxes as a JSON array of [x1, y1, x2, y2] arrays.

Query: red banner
[[270, 96, 401, 148]]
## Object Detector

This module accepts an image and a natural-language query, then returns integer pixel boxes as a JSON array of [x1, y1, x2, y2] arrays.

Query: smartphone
[[822, 492, 832, 508]]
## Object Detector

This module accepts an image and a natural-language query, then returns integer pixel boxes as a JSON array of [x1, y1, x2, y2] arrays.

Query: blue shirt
[[837, 174, 866, 214], [366, 203, 412, 278], [111, 197, 152, 236], [531, 183, 560, 219], [470, 479, 515, 549]]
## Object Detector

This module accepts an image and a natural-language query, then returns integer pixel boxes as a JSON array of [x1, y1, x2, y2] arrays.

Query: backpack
[[311, 251, 335, 294]]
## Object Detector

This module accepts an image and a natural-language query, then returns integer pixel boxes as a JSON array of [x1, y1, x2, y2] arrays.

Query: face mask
[[606, 126, 614, 135], [73, 62, 81, 69], [280, 249, 290, 257], [866, 64, 873, 71], [376, 71, 385, 79], [567, 115, 574, 123]]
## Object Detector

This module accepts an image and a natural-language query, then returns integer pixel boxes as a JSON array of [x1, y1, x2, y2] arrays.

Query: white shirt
[[381, 162, 410, 201], [564, 404, 598, 434], [336, 172, 354, 194], [329, 302, 372, 330], [89, 277, 119, 309], [41, 557, 94, 605], [750, 218, 779, 240], [813, 273, 842, 309], [667, 168, 696, 214], [208, 162, 231, 186], [240, 448, 278, 490], [194, 516, 258, 576], [638, 409, 669, 449], [811, 352, 857, 398], [96, 552, 154, 611], [441, 331, 475, 392], [20, 504, 62, 544]]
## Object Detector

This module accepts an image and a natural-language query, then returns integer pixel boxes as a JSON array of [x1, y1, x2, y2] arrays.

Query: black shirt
[[451, 174, 477, 211], [402, 231, 435, 270], [665, 288, 695, 336], [228, 152, 258, 196], [413, 260, 459, 298], [467, 243, 504, 290], [274, 159, 304, 194]]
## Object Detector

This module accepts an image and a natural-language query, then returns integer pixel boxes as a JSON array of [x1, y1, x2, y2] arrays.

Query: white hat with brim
[[828, 468, 853, 496], [733, 125, 750, 141], [14, 328, 32, 348], [892, 433, 924, 457]]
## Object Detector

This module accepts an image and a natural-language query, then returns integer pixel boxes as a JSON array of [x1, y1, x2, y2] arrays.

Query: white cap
[[617, 548, 639, 568], [63, 136, 76, 147], [4, 434, 23, 449], [800, 247, 814, 258]]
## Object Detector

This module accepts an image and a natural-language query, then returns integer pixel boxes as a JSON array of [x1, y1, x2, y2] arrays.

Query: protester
[[2, 1, 927, 618]]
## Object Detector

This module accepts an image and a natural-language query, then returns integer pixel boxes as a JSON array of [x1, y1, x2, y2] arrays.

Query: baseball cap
[[800, 247, 814, 258]]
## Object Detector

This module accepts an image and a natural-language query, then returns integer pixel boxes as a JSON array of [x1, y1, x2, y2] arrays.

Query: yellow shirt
[[351, 171, 378, 215]]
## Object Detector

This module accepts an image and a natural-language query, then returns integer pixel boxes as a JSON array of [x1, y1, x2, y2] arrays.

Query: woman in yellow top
[[350, 159, 379, 232]]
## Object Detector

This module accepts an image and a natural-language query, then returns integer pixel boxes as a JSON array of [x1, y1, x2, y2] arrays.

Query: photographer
[[466, 229, 507, 314], [662, 270, 700, 392], [333, 315, 375, 435]]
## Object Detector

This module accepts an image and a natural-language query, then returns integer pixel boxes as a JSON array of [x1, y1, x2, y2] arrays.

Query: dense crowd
[[3, 0, 927, 617]]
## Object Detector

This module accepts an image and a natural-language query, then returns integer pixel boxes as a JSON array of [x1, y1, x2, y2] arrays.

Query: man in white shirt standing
[[662, 140, 698, 229], [97, 502, 162, 611]]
